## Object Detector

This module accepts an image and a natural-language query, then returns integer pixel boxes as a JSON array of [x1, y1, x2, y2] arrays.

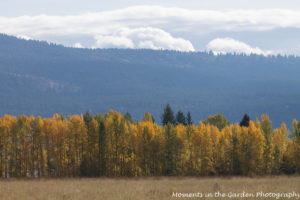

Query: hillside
[[0, 34, 300, 127]]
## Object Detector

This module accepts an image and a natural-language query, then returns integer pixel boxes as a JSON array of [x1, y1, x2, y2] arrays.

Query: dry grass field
[[0, 176, 299, 200]]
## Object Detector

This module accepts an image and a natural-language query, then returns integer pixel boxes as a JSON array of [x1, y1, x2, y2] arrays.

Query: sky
[[1, 0, 300, 55]]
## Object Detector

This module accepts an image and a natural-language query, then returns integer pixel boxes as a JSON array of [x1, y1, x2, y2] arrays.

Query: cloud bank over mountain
[[206, 38, 272, 56], [94, 27, 195, 51], [0, 6, 299, 53]]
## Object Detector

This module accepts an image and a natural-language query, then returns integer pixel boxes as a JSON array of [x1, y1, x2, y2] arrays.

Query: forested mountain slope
[[1, 34, 300, 127]]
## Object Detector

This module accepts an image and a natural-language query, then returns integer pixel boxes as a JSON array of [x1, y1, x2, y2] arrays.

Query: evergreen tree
[[176, 110, 186, 125], [293, 119, 300, 142], [161, 104, 175, 125], [95, 114, 106, 176], [292, 120, 300, 173], [83, 111, 92, 127], [240, 114, 250, 127], [164, 123, 177, 175], [186, 112, 193, 125], [124, 112, 133, 123]]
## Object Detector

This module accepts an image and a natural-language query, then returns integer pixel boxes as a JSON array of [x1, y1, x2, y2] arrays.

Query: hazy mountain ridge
[[1, 33, 300, 128]]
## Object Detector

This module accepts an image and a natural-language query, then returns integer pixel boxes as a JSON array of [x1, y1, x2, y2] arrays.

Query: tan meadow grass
[[0, 176, 299, 200]]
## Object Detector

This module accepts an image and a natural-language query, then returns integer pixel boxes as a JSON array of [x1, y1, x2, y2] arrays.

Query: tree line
[[0, 105, 299, 177]]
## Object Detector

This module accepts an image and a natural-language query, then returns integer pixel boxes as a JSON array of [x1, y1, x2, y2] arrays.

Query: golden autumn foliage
[[0, 111, 299, 177]]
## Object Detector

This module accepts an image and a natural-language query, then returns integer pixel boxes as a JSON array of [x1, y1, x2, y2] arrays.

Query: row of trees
[[0, 107, 299, 177]]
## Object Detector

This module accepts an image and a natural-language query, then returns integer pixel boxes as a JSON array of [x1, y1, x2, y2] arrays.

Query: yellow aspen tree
[[261, 114, 274, 174], [104, 110, 128, 176], [236, 124, 250, 175], [136, 122, 152, 175], [30, 116, 45, 177], [87, 118, 100, 175], [104, 111, 115, 176], [231, 124, 242, 175], [128, 123, 139, 176], [195, 122, 215, 175], [207, 124, 220, 173], [184, 124, 196, 175], [151, 123, 164, 176], [68, 115, 87, 176], [236, 122, 265, 175], [82, 112, 100, 176], [0, 118, 4, 177], [0, 117, 6, 177], [292, 119, 300, 173], [175, 124, 187, 175], [34, 117, 47, 177], [42, 117, 57, 176], [271, 123, 289, 174], [53, 114, 69, 177], [0, 115, 16, 178], [282, 139, 296, 174], [247, 121, 265, 175], [122, 122, 135, 176], [15, 115, 33, 177], [118, 118, 130, 176], [216, 125, 233, 175], [191, 123, 202, 175]]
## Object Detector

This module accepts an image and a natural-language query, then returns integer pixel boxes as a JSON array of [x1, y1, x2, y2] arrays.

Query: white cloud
[[17, 35, 32, 40], [94, 27, 195, 51], [1, 6, 300, 37], [206, 38, 272, 56], [94, 35, 135, 49], [73, 43, 84, 48], [0, 6, 300, 52]]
